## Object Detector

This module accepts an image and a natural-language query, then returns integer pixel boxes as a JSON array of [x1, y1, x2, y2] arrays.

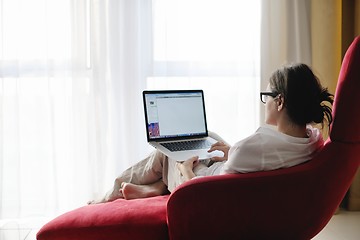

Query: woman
[[89, 63, 333, 203]]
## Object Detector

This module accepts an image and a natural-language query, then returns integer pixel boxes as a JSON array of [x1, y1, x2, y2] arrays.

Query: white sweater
[[198, 126, 323, 176]]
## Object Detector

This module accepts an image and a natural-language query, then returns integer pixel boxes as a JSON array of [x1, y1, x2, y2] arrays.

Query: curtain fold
[[311, 0, 360, 211], [260, 0, 311, 124], [85, 0, 152, 202]]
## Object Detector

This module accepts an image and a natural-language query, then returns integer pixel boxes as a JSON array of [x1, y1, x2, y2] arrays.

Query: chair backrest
[[331, 36, 360, 143], [167, 36, 360, 240], [305, 36, 360, 236]]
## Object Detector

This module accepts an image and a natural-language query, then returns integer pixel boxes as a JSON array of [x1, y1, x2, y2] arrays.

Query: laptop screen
[[143, 90, 208, 141]]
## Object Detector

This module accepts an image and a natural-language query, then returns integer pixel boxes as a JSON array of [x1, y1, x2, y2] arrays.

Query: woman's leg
[[118, 159, 208, 200], [165, 158, 208, 192], [89, 150, 169, 204]]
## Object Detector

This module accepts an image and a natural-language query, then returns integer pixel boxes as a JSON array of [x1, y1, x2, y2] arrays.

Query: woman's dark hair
[[269, 63, 334, 127]]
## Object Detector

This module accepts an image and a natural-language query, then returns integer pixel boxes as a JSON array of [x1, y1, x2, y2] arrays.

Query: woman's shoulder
[[234, 126, 278, 144], [230, 127, 270, 151]]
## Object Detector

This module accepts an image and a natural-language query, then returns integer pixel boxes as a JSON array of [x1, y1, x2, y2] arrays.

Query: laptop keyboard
[[160, 139, 212, 152]]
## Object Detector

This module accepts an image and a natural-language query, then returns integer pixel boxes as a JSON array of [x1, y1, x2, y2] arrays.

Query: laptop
[[143, 90, 223, 161]]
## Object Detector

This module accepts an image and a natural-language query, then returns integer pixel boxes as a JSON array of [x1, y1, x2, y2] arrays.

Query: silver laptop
[[143, 90, 223, 161]]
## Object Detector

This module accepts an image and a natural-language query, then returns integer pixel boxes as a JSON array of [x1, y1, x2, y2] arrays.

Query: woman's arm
[[207, 141, 231, 162], [176, 156, 199, 181]]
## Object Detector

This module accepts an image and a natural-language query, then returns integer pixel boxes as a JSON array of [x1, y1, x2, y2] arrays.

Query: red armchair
[[37, 36, 360, 240]]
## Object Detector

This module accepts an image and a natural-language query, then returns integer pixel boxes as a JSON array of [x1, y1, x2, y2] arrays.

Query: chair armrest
[[167, 174, 261, 240], [166, 167, 327, 240]]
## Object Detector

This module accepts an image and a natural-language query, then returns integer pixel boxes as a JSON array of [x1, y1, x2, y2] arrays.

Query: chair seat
[[36, 195, 169, 240]]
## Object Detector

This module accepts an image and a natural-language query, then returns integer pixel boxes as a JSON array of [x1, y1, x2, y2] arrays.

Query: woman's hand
[[176, 156, 199, 181], [208, 141, 230, 161]]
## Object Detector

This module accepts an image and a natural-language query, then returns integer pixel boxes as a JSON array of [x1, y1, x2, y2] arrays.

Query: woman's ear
[[277, 95, 284, 111]]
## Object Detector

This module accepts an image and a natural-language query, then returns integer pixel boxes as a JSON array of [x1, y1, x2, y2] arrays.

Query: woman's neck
[[278, 124, 308, 138], [277, 115, 308, 138]]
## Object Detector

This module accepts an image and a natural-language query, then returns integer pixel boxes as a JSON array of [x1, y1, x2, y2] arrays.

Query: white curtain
[[149, 0, 261, 144], [260, 0, 312, 123], [0, 0, 261, 221], [0, 0, 152, 219]]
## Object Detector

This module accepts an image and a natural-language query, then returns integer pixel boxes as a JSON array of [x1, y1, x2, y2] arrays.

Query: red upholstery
[[37, 196, 169, 240], [37, 36, 360, 240], [167, 36, 360, 240], [167, 143, 360, 240], [331, 36, 360, 143]]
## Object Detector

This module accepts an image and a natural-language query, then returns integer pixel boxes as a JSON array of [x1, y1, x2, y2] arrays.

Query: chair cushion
[[37, 195, 169, 240]]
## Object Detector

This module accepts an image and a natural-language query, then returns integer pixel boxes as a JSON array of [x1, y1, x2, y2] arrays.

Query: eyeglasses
[[260, 92, 279, 104]]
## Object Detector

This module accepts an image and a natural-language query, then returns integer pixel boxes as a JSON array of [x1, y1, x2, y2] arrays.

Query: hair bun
[[313, 105, 324, 124]]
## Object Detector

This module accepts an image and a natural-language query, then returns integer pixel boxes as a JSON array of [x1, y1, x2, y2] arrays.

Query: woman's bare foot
[[120, 181, 168, 200]]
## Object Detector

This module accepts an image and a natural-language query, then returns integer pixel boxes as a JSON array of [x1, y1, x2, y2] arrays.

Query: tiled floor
[[313, 210, 360, 240], [0, 217, 49, 240], [0, 210, 359, 240]]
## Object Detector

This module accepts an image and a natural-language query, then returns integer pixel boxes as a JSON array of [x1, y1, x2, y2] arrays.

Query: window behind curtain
[[0, 0, 75, 218], [0, 0, 95, 218], [0, 0, 260, 220], [149, 0, 261, 144]]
